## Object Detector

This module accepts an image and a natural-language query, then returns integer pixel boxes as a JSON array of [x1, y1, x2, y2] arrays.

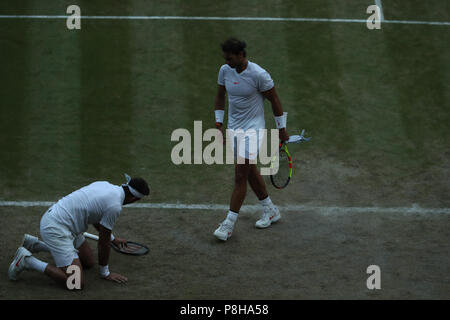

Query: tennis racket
[[83, 232, 149, 256], [270, 129, 311, 189]]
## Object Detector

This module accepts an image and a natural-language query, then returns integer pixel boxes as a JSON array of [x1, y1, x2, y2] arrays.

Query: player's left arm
[[262, 87, 289, 141]]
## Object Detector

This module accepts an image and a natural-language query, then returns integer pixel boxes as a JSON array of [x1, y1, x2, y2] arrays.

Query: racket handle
[[83, 232, 99, 241]]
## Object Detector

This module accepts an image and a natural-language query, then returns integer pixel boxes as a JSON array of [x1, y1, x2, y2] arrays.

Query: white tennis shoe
[[8, 247, 32, 281], [22, 234, 40, 253], [214, 220, 235, 241], [255, 205, 281, 228]]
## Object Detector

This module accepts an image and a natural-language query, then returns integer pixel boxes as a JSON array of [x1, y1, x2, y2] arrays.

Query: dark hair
[[128, 177, 150, 197], [221, 38, 247, 57]]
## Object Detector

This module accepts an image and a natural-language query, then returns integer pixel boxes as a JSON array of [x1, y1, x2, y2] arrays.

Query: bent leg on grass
[[45, 258, 84, 289]]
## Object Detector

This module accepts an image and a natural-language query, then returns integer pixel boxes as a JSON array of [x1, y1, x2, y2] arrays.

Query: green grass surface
[[0, 0, 449, 301], [0, 1, 449, 206], [1, 206, 449, 299]]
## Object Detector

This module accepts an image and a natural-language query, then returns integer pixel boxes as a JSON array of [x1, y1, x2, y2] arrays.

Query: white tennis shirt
[[218, 61, 274, 131], [50, 181, 125, 235]]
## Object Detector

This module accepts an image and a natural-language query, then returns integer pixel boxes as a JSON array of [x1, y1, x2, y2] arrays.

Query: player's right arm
[[215, 85, 226, 111], [98, 224, 128, 284], [215, 85, 226, 143]]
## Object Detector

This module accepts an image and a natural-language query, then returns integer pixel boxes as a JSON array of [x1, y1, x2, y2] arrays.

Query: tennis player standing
[[213, 38, 289, 241], [8, 175, 149, 289]]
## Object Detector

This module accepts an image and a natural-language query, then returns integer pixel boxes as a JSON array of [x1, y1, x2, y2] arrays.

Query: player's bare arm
[[262, 87, 289, 141], [215, 84, 227, 142], [98, 225, 128, 284], [98, 225, 111, 267], [215, 85, 226, 111]]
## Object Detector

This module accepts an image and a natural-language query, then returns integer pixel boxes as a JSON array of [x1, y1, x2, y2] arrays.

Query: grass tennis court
[[0, 0, 449, 299]]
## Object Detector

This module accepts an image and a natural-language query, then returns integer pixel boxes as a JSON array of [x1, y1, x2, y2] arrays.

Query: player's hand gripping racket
[[270, 129, 311, 189], [83, 232, 149, 256]]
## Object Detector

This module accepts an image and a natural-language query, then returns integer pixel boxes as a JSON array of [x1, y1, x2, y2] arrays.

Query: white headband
[[122, 173, 145, 198]]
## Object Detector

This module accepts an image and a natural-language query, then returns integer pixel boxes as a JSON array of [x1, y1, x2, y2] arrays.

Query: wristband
[[99, 265, 110, 278], [274, 112, 287, 129], [215, 109, 224, 124]]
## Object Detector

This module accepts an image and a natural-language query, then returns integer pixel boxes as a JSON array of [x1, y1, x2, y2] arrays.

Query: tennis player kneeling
[[8, 174, 149, 289]]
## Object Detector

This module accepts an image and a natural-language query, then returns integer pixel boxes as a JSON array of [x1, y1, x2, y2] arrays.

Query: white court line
[[375, 0, 385, 22], [0, 201, 449, 215], [0, 15, 449, 26]]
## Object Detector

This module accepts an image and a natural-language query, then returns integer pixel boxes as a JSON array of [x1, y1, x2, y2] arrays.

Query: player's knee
[[80, 253, 95, 269], [63, 259, 85, 290], [82, 259, 95, 269], [77, 242, 95, 269]]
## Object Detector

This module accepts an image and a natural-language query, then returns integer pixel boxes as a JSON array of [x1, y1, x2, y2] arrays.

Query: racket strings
[[111, 241, 149, 255], [125, 243, 142, 252], [271, 148, 291, 188]]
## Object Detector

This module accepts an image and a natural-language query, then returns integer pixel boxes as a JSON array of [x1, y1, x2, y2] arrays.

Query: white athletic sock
[[226, 210, 238, 224], [25, 256, 48, 273], [260, 196, 273, 206], [33, 240, 51, 253]]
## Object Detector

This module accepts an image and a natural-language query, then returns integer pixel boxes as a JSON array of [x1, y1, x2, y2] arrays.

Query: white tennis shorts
[[40, 206, 86, 268], [229, 129, 264, 162]]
